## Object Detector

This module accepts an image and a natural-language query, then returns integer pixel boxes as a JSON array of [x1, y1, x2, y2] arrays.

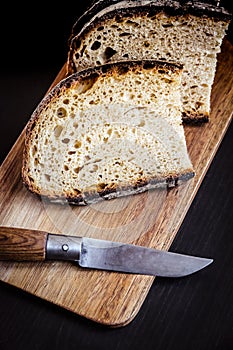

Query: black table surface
[[0, 4, 232, 350]]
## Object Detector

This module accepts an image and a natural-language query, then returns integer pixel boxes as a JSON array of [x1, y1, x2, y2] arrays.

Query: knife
[[0, 226, 213, 277]]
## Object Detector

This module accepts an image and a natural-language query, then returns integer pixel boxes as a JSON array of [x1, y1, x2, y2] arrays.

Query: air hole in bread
[[74, 141, 82, 149], [32, 145, 37, 156], [54, 125, 63, 137], [91, 164, 99, 172], [196, 101, 204, 108], [162, 23, 174, 28], [119, 32, 131, 37], [80, 45, 87, 57], [57, 107, 67, 118], [144, 42, 150, 48], [62, 138, 70, 144], [102, 47, 117, 61], [91, 40, 101, 50], [97, 26, 104, 31], [74, 166, 82, 174], [76, 77, 98, 93], [44, 174, 51, 182], [126, 20, 139, 27]]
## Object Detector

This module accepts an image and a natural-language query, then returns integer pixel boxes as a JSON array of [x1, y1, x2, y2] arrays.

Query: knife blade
[[0, 226, 213, 277]]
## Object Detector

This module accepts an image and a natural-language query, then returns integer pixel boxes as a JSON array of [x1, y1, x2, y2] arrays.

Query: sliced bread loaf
[[67, 0, 232, 123], [22, 60, 194, 205]]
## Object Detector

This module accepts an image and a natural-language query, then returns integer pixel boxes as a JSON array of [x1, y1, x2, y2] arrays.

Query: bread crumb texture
[[68, 8, 230, 121], [23, 61, 194, 204]]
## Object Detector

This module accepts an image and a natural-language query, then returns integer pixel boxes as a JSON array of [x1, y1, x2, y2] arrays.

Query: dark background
[[0, 2, 233, 350]]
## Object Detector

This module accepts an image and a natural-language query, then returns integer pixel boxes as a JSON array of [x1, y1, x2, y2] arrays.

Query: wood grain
[[0, 227, 48, 261], [0, 39, 232, 327]]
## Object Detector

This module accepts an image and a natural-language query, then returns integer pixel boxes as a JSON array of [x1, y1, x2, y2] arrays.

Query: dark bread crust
[[68, 1, 232, 54], [67, 1, 232, 124], [67, 5, 193, 75], [69, 0, 232, 44], [22, 58, 188, 204], [65, 171, 195, 205], [24, 59, 182, 136], [26, 171, 195, 206], [25, 58, 183, 126], [182, 111, 209, 124], [23, 58, 183, 139]]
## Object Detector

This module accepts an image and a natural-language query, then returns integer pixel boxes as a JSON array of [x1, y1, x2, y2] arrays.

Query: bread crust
[[23, 170, 195, 206], [22, 58, 183, 158], [67, 1, 231, 123], [68, 2, 232, 59], [23, 59, 182, 139], [69, 0, 232, 43]]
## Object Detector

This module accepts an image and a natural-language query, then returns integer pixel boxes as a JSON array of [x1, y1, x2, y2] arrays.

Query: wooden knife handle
[[0, 226, 48, 261]]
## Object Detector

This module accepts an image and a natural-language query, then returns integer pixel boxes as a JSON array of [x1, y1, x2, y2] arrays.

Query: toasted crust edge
[[69, 0, 232, 44], [67, 3, 231, 76], [23, 170, 195, 206]]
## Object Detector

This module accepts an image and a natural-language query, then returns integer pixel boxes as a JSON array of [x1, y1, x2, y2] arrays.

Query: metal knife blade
[[0, 227, 213, 277]]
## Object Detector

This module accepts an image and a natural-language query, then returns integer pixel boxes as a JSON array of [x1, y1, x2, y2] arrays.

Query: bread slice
[[22, 60, 194, 205], [67, 0, 232, 123]]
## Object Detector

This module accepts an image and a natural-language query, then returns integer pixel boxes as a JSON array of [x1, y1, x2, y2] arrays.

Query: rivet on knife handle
[[0, 226, 48, 261], [46, 234, 82, 261], [0, 227, 83, 263]]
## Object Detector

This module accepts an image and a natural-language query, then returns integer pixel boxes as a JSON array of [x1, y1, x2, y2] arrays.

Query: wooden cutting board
[[0, 39, 232, 328]]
